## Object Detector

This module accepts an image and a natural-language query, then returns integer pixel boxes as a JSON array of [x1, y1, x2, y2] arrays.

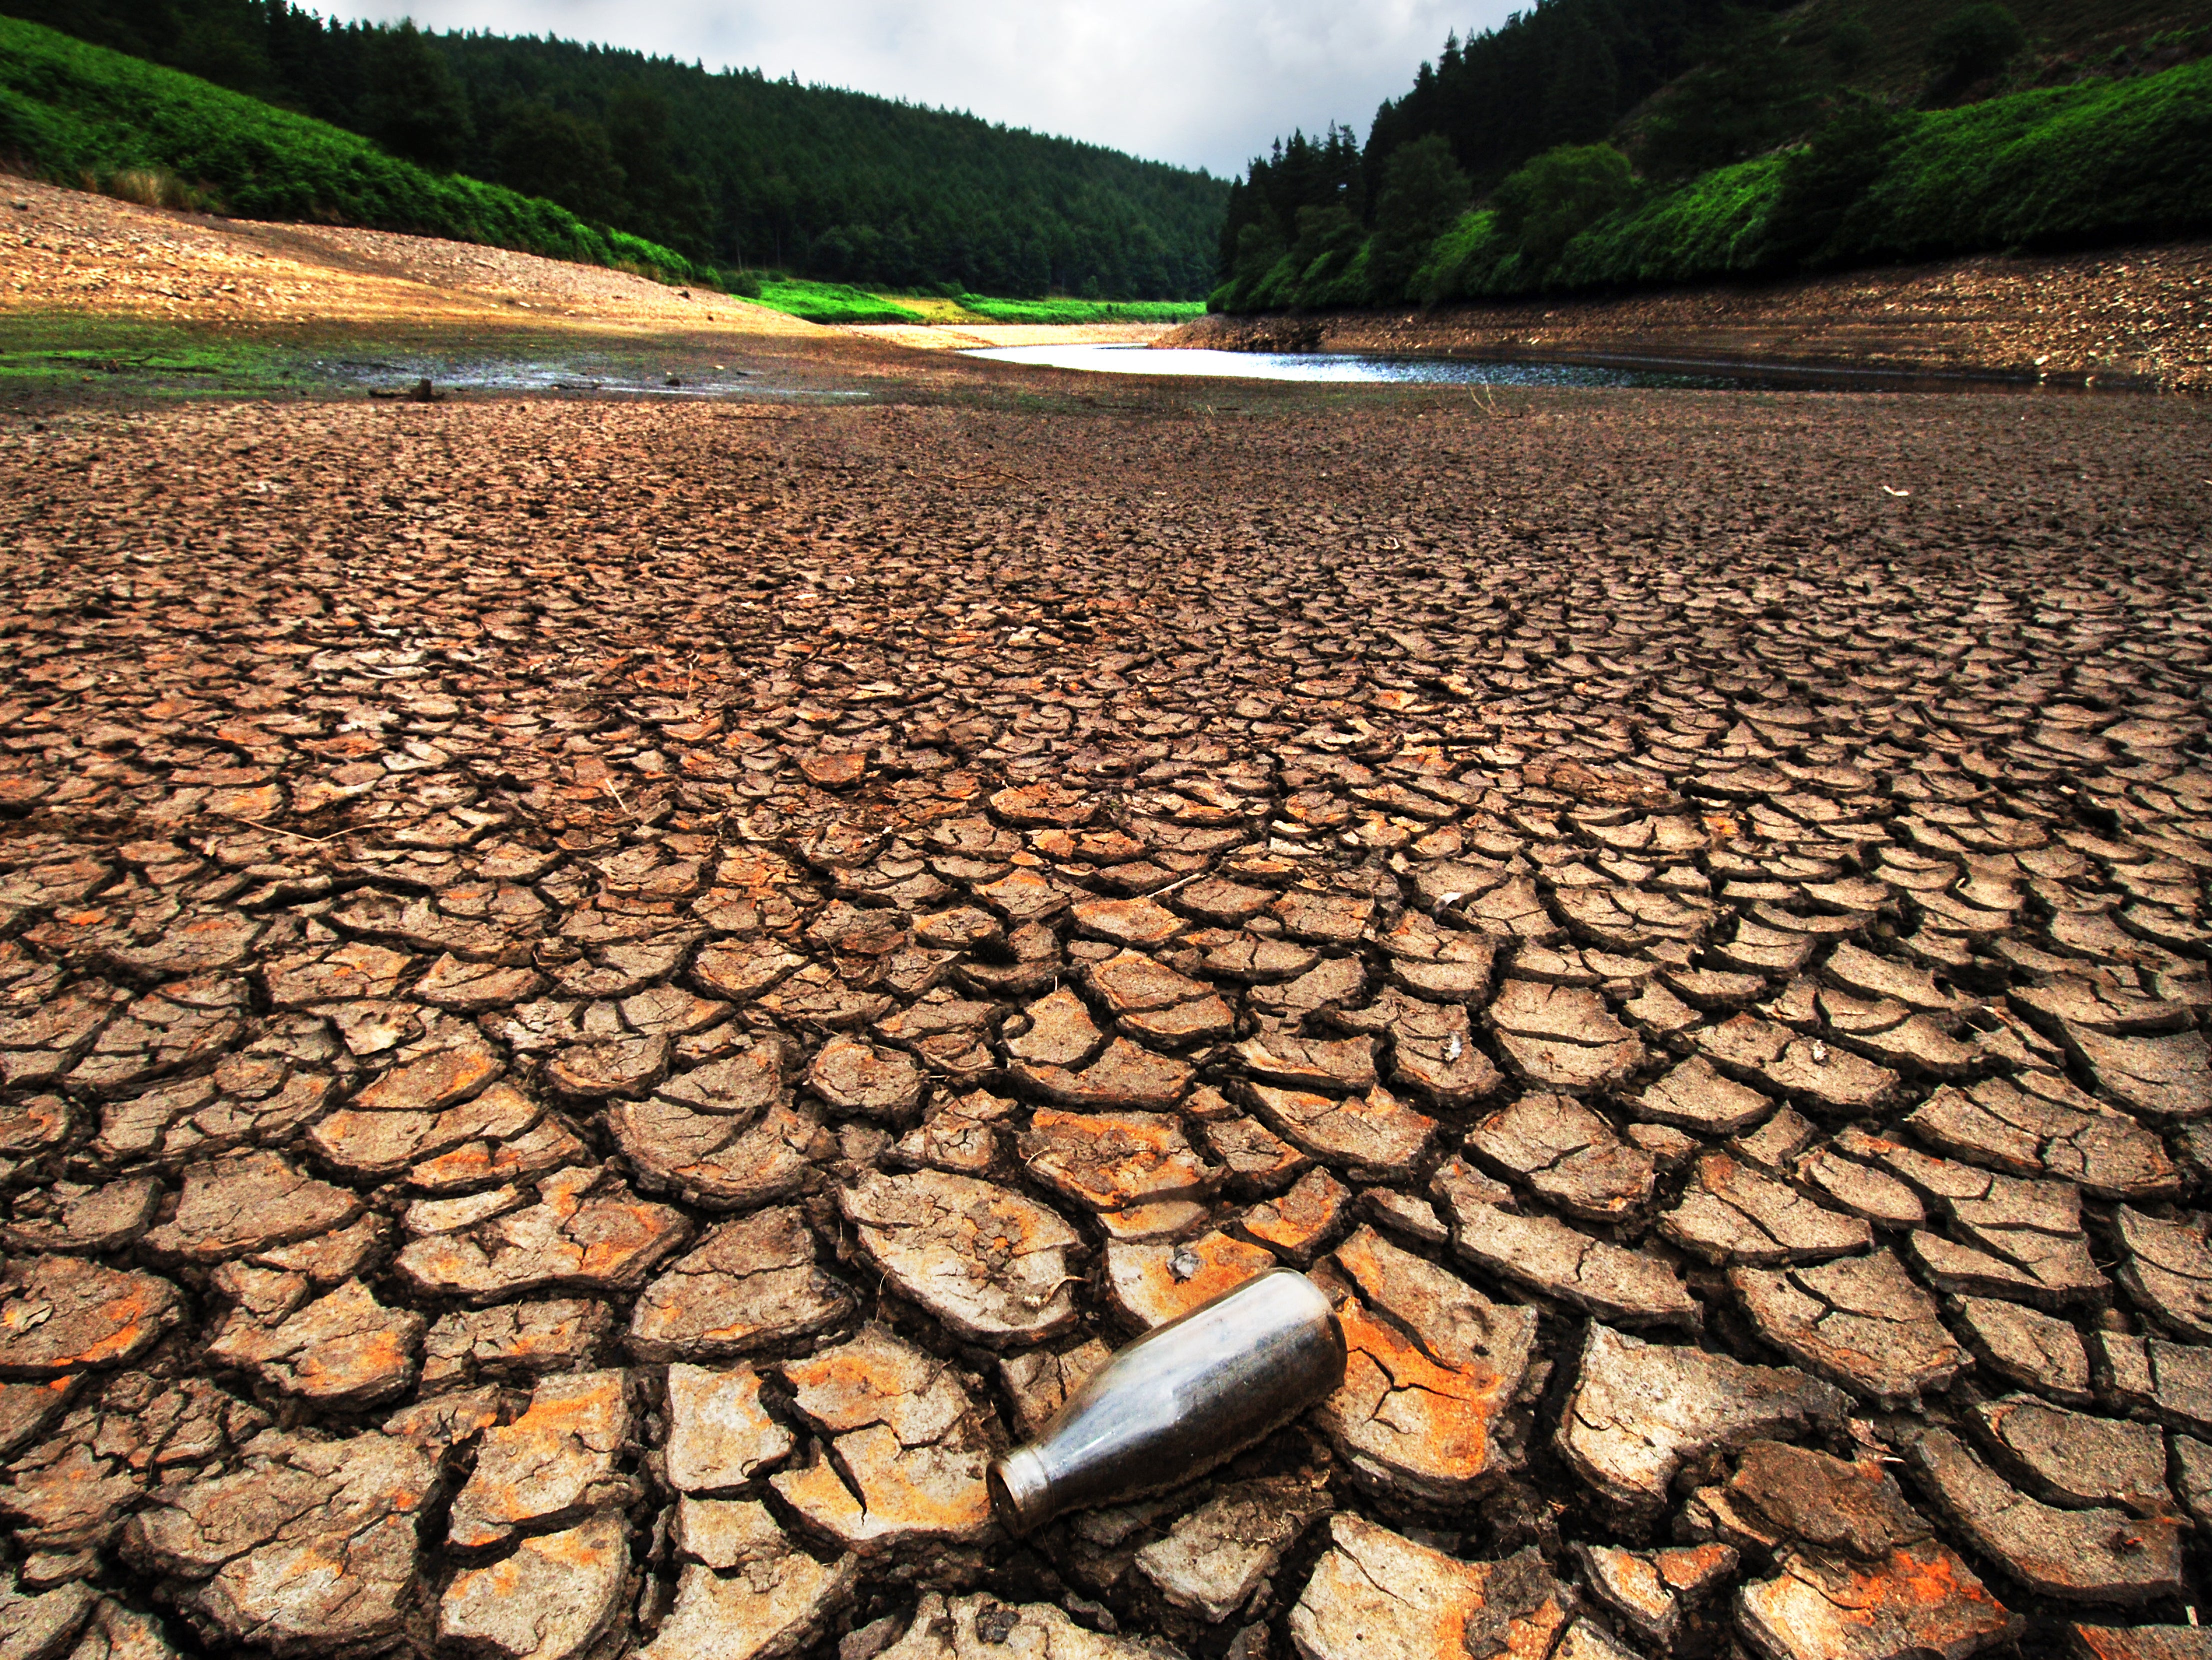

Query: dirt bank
[[1164, 239, 2212, 391]]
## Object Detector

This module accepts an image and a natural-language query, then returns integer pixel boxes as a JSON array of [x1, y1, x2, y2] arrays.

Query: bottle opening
[[987, 1448, 1051, 1537]]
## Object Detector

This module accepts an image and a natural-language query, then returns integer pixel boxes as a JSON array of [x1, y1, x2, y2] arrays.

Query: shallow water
[[316, 355, 859, 399], [964, 341, 2041, 391]]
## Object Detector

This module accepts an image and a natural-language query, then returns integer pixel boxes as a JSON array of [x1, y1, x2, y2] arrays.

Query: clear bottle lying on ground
[[988, 1267, 1346, 1536]]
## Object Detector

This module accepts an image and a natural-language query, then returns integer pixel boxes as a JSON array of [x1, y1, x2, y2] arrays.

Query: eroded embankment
[[1167, 240, 2212, 392]]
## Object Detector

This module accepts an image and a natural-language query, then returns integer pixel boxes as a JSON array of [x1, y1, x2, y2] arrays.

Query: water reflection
[[964, 341, 2041, 392]]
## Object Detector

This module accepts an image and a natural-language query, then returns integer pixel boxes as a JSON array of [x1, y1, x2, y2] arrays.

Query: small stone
[[628, 1206, 854, 1362], [438, 1510, 630, 1660], [448, 1369, 637, 1550], [663, 1364, 793, 1493], [1556, 1324, 1844, 1513], [1106, 1231, 1276, 1329]]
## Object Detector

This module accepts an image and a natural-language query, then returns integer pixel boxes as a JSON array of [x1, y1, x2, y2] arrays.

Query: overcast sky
[[322, 0, 1514, 177]]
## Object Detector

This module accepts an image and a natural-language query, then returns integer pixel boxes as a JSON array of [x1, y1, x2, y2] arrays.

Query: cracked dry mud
[[0, 376, 2206, 1660]]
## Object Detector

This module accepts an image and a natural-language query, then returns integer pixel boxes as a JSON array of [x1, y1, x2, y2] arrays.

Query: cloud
[[321, 0, 1516, 176]]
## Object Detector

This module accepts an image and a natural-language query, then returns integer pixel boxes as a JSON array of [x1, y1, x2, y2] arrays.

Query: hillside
[[2, 0, 1228, 298], [0, 18, 706, 285], [1219, 0, 2212, 313]]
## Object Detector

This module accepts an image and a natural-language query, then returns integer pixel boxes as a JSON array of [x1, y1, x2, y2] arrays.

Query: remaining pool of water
[[963, 342, 2047, 391]]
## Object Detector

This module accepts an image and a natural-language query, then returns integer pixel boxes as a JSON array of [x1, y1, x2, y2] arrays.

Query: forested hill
[[1220, 0, 2212, 311], [1, 0, 1229, 298]]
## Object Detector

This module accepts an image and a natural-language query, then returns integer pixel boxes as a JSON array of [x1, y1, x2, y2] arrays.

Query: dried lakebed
[[0, 383, 2206, 1660]]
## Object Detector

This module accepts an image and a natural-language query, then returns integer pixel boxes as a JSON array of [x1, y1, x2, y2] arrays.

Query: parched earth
[[0, 372, 2207, 1660]]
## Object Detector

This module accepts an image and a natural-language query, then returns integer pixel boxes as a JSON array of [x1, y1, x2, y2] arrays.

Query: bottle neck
[[988, 1446, 1054, 1537]]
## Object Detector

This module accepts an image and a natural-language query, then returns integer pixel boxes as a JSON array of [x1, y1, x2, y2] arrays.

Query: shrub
[[1760, 95, 1913, 265], [1492, 143, 1641, 271]]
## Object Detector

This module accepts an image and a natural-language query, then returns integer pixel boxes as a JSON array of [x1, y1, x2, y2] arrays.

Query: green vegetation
[[952, 296, 1208, 325], [1218, 0, 2212, 314], [0, 17, 704, 283], [750, 281, 925, 326], [737, 284, 1206, 326], [5, 0, 1228, 297]]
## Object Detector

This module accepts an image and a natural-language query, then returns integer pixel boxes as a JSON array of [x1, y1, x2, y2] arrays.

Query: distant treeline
[[1217, 0, 2212, 313], [1, 0, 1228, 298]]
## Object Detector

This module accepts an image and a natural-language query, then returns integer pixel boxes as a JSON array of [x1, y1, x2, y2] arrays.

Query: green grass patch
[[0, 15, 702, 284], [949, 295, 1206, 324], [746, 279, 925, 324]]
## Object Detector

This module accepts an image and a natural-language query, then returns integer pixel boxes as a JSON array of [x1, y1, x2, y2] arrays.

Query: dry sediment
[[0, 364, 2205, 1660]]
